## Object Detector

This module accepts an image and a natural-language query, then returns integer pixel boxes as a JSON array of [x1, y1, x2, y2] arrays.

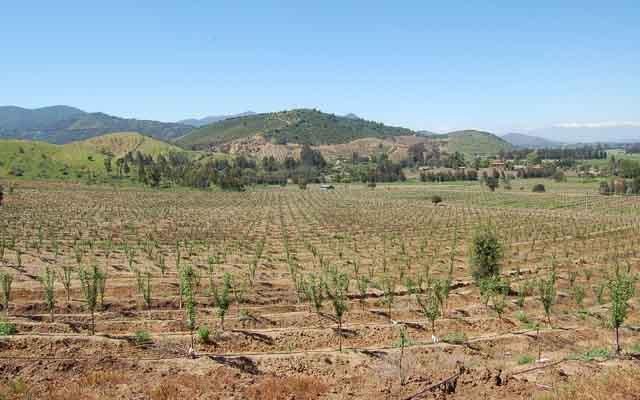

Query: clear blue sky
[[1, 1, 638, 133]]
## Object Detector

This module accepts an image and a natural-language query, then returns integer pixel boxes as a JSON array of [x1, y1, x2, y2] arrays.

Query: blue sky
[[1, 1, 638, 133]]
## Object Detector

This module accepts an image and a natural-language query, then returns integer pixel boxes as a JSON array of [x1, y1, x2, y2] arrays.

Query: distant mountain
[[343, 113, 361, 120], [527, 124, 640, 144], [178, 109, 415, 148], [0, 105, 193, 144], [178, 111, 257, 127], [502, 133, 563, 148]]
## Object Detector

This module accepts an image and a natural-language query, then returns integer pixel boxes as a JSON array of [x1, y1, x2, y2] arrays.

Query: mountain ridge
[[0, 105, 193, 144]]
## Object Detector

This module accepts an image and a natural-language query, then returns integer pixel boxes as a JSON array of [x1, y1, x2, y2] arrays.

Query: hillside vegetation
[[0, 139, 108, 180], [76, 132, 183, 157], [445, 130, 513, 155], [0, 133, 188, 180], [178, 109, 415, 148]]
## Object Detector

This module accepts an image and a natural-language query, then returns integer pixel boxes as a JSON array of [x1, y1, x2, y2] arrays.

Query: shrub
[[532, 183, 546, 193], [469, 224, 503, 283], [517, 354, 535, 365], [431, 195, 443, 205], [134, 330, 152, 345], [0, 321, 17, 336], [553, 170, 566, 182], [567, 348, 611, 361], [197, 326, 210, 344], [442, 331, 467, 344]]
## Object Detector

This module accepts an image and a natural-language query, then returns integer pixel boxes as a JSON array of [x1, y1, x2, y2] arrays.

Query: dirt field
[[1, 181, 640, 399]]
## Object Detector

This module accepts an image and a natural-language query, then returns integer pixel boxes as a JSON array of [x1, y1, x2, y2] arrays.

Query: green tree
[[469, 224, 503, 283], [211, 272, 232, 331], [324, 266, 349, 351], [180, 265, 197, 346], [608, 271, 636, 353], [78, 265, 101, 335]]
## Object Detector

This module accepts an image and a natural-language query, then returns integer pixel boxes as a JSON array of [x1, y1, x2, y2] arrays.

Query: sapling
[[97, 268, 107, 309], [395, 325, 411, 386], [59, 266, 73, 303], [180, 265, 196, 346], [78, 265, 101, 335], [157, 254, 166, 276], [381, 275, 396, 320], [141, 270, 152, 310], [211, 272, 232, 330], [324, 266, 349, 351], [594, 282, 606, 304], [608, 271, 636, 354], [356, 275, 369, 311], [572, 285, 585, 309], [306, 273, 324, 314], [231, 274, 247, 315], [39, 266, 56, 322], [537, 275, 556, 327], [1, 272, 13, 317], [415, 289, 440, 333]]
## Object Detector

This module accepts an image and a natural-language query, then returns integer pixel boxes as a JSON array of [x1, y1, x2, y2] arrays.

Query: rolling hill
[[177, 109, 415, 148], [76, 132, 183, 158], [0, 139, 109, 180], [0, 105, 193, 144], [417, 130, 512, 156], [502, 133, 563, 148], [0, 133, 189, 181]]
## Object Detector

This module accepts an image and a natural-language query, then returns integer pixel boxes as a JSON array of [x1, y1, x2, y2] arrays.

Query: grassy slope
[[445, 130, 513, 156], [0, 133, 193, 180], [178, 109, 414, 147], [75, 132, 183, 157], [0, 139, 108, 180]]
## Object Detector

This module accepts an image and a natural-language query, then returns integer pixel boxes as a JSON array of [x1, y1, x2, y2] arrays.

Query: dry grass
[[244, 376, 329, 400], [537, 366, 640, 400]]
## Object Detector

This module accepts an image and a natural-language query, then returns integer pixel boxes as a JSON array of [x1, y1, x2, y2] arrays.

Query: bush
[[441, 331, 467, 344], [599, 181, 612, 195], [134, 330, 152, 345], [517, 354, 535, 365], [469, 225, 503, 283], [553, 170, 566, 182], [0, 321, 17, 336], [431, 195, 442, 205], [532, 183, 546, 192], [197, 326, 210, 343], [8, 166, 24, 177]]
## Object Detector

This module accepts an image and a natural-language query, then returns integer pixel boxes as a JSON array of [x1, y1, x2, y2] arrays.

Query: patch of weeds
[[442, 332, 467, 345], [514, 310, 529, 324], [629, 343, 640, 353], [197, 326, 210, 344], [0, 321, 17, 336], [134, 330, 152, 346], [517, 354, 535, 365], [567, 348, 611, 361]]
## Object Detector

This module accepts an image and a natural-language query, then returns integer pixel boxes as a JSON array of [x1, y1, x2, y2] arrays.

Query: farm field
[[1, 180, 640, 399]]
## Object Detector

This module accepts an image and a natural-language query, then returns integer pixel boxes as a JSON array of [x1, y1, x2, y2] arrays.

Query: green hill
[[0, 139, 109, 180], [444, 130, 513, 156], [0, 133, 188, 181], [0, 106, 193, 143], [177, 109, 415, 148], [75, 132, 183, 157]]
